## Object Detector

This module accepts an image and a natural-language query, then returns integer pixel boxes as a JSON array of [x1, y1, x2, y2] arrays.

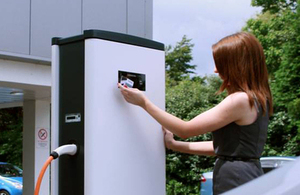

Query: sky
[[153, 0, 262, 76]]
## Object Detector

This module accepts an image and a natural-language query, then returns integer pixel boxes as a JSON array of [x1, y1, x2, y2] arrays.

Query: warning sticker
[[36, 128, 49, 149], [38, 129, 48, 140]]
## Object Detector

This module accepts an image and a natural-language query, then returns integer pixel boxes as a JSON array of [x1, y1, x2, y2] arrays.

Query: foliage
[[243, 11, 292, 76], [165, 35, 197, 84], [165, 76, 225, 195], [251, 0, 297, 14], [166, 77, 224, 121], [0, 107, 23, 167], [272, 1, 300, 114], [263, 111, 300, 156]]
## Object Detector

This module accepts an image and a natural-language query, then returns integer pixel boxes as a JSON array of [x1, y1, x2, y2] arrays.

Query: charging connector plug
[[50, 144, 77, 159]]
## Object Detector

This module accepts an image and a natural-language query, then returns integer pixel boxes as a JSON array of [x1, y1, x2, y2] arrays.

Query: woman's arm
[[164, 128, 215, 156], [118, 84, 251, 139], [171, 141, 215, 156]]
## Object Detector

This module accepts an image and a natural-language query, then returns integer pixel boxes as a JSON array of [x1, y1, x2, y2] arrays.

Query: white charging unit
[[51, 30, 166, 195]]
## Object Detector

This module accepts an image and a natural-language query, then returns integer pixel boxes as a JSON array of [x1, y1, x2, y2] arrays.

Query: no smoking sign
[[36, 128, 49, 148], [38, 129, 48, 140]]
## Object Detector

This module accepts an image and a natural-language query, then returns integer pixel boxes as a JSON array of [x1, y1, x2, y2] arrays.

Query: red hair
[[212, 32, 273, 115]]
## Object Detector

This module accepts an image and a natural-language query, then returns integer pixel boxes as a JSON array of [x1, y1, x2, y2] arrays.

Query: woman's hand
[[162, 127, 176, 150], [118, 83, 148, 108]]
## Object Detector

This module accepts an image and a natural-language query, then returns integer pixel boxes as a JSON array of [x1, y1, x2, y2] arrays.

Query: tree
[[0, 107, 23, 167], [272, 1, 300, 112], [243, 11, 293, 77], [165, 36, 196, 84], [251, 0, 297, 14]]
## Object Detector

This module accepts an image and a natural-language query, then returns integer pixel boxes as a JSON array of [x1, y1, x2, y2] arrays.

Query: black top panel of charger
[[52, 29, 164, 51]]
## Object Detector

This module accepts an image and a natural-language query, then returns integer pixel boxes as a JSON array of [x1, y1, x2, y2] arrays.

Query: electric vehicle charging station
[[51, 30, 166, 195]]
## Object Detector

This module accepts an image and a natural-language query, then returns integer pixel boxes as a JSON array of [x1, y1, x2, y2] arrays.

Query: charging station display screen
[[118, 70, 146, 91]]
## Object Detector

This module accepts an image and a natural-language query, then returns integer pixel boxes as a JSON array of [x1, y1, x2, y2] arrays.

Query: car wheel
[[0, 190, 9, 195]]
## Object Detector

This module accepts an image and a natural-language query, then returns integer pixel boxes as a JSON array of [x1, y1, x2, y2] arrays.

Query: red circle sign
[[38, 129, 48, 140]]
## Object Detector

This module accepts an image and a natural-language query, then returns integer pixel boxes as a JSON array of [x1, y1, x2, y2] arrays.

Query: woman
[[118, 32, 273, 194]]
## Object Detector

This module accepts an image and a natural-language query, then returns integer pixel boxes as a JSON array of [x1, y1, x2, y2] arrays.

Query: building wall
[[0, 0, 153, 59]]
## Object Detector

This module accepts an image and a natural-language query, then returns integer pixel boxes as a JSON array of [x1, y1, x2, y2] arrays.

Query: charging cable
[[34, 144, 77, 195]]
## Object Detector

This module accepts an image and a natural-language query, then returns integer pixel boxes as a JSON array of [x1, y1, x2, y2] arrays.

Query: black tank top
[[212, 101, 269, 194], [212, 101, 269, 158]]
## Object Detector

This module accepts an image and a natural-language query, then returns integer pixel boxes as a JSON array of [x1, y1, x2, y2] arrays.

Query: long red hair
[[212, 32, 273, 115]]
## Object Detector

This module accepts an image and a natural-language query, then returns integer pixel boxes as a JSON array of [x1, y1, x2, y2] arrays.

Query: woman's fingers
[[117, 83, 123, 89], [118, 83, 130, 97], [117, 82, 146, 107]]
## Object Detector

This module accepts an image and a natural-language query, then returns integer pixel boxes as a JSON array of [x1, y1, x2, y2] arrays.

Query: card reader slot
[[65, 113, 81, 123]]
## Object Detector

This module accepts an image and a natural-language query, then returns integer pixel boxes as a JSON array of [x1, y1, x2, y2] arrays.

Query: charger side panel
[[59, 41, 85, 195]]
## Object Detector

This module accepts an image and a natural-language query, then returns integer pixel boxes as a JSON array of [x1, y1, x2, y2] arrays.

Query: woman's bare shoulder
[[225, 92, 257, 125], [224, 92, 250, 109]]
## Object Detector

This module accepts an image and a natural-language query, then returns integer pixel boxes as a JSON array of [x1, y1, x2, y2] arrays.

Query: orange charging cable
[[34, 156, 54, 195], [34, 144, 77, 195]]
